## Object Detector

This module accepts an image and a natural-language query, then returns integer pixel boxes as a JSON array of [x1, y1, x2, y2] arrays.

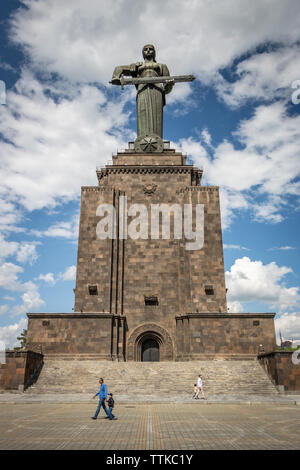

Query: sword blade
[[110, 75, 195, 88]]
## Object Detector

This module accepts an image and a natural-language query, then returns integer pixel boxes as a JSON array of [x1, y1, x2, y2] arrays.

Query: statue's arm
[[111, 63, 142, 85], [162, 64, 174, 94]]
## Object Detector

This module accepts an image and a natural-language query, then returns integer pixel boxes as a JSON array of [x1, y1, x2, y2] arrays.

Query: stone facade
[[26, 143, 277, 360], [258, 351, 300, 392], [27, 313, 126, 361], [0, 350, 43, 390]]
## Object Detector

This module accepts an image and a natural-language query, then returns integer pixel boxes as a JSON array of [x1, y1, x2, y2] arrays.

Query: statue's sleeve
[[111, 63, 140, 84]]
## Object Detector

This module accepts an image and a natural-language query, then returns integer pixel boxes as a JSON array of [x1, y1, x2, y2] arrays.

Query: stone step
[[26, 360, 278, 396]]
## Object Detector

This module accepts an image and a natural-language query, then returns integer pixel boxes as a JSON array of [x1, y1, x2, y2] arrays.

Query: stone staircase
[[26, 359, 278, 397]]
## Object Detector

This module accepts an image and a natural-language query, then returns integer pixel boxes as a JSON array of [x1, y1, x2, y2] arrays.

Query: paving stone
[[0, 403, 299, 450]]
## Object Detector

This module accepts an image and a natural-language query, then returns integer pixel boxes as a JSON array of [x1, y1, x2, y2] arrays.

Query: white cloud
[[32, 214, 79, 240], [10, 0, 300, 84], [0, 262, 44, 317], [58, 265, 76, 282], [37, 272, 56, 286], [0, 305, 9, 316], [3, 296, 15, 302], [275, 312, 300, 343], [178, 100, 300, 227], [226, 257, 299, 313], [0, 235, 39, 265], [201, 129, 212, 147], [0, 70, 130, 213], [215, 45, 300, 107], [0, 198, 23, 233], [0, 263, 24, 291], [10, 282, 45, 318], [269, 246, 296, 251], [0, 235, 19, 261], [227, 301, 244, 313], [16, 242, 39, 265], [224, 244, 249, 251], [37, 266, 76, 285], [0, 317, 27, 349]]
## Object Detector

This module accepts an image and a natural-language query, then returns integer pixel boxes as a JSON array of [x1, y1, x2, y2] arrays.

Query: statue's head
[[142, 44, 156, 61]]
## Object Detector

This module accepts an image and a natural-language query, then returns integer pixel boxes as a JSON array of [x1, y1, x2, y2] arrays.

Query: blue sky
[[0, 0, 299, 347]]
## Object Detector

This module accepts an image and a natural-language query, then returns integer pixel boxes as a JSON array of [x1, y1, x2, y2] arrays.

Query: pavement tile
[[0, 402, 299, 450]]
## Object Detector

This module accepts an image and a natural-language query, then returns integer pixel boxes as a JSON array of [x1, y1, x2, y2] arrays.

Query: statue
[[111, 44, 195, 152]]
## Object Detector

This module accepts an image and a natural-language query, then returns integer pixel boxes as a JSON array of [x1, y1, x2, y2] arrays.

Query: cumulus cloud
[[227, 301, 244, 313], [0, 263, 44, 317], [178, 100, 300, 227], [32, 214, 79, 240], [16, 242, 39, 265], [10, 0, 300, 84], [215, 45, 300, 107], [10, 284, 45, 317], [275, 312, 300, 343], [0, 317, 27, 349], [224, 244, 249, 251], [0, 70, 131, 213], [37, 266, 76, 285], [0, 235, 39, 265], [37, 272, 56, 286], [0, 235, 19, 261], [226, 257, 299, 313], [58, 265, 76, 282], [0, 199, 24, 233], [0, 263, 24, 291], [269, 246, 296, 251], [0, 305, 9, 316]]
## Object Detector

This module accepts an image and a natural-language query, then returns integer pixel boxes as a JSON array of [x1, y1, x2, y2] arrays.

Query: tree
[[14, 329, 27, 350]]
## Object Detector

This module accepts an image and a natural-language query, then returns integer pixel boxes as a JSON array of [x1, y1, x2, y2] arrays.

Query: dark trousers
[[108, 406, 115, 420]]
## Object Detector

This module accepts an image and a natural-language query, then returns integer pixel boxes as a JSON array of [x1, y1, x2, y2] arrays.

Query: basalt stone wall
[[26, 314, 126, 360], [258, 351, 300, 392], [176, 313, 276, 359], [74, 187, 117, 314], [0, 350, 43, 390], [176, 186, 227, 314], [73, 150, 227, 349]]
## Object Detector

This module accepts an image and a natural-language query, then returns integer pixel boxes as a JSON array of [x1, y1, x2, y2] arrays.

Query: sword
[[110, 74, 195, 90]]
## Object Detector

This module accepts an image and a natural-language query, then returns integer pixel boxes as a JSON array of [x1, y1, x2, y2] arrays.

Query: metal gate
[[141, 338, 159, 362]]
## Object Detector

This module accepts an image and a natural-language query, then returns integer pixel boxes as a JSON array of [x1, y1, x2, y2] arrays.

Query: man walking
[[91, 377, 109, 419]]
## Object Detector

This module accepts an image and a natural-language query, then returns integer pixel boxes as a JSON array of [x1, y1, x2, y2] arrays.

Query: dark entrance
[[141, 338, 159, 362]]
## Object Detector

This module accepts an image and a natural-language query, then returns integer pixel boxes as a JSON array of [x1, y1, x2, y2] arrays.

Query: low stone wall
[[27, 313, 126, 361], [0, 350, 43, 391], [258, 350, 300, 392], [176, 313, 276, 359]]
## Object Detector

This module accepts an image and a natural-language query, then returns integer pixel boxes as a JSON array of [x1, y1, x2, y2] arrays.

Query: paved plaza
[[0, 402, 299, 450]]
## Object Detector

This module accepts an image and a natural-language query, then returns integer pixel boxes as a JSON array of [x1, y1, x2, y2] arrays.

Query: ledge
[[27, 313, 125, 319], [176, 312, 276, 319], [258, 350, 299, 358]]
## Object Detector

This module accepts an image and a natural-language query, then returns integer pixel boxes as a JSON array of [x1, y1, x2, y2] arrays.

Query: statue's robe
[[111, 62, 171, 138]]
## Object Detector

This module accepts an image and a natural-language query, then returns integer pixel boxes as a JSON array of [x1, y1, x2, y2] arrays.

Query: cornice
[[176, 312, 276, 319], [27, 313, 124, 319]]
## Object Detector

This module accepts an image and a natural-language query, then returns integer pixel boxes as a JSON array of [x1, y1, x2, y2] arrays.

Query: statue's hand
[[110, 77, 121, 85], [164, 79, 175, 94]]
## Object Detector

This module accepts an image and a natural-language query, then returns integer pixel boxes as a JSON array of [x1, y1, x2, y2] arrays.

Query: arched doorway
[[141, 338, 159, 362], [126, 323, 174, 361]]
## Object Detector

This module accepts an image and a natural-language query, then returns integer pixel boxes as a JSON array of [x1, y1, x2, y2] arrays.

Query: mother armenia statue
[[111, 44, 194, 152]]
